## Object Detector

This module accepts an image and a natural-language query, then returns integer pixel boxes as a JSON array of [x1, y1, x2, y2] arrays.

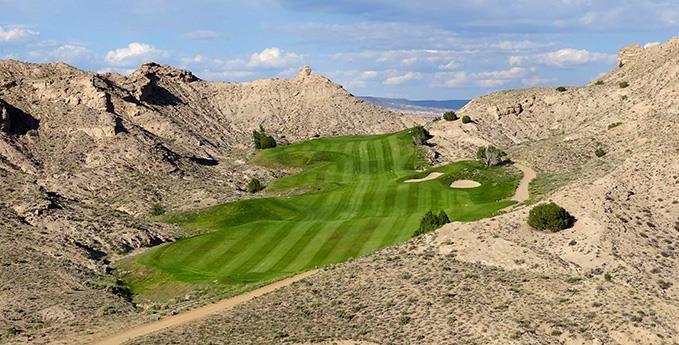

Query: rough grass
[[120, 129, 521, 298]]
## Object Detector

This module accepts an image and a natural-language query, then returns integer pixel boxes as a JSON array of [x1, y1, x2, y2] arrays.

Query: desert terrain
[[1, 35, 678, 345]]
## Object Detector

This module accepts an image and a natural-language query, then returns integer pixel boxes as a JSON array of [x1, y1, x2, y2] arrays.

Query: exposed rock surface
[[126, 36, 679, 345], [0, 60, 414, 344]]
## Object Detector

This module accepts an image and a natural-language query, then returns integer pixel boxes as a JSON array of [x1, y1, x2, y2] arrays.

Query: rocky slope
[[0, 62, 413, 344], [127, 38, 679, 344]]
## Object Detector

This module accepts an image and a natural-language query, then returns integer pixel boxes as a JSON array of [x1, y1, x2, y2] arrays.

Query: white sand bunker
[[450, 179, 481, 188], [404, 172, 444, 183]]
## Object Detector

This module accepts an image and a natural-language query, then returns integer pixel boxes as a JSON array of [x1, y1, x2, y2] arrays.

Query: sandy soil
[[403, 172, 443, 183], [449, 179, 481, 188], [511, 163, 536, 203], [87, 270, 318, 345]]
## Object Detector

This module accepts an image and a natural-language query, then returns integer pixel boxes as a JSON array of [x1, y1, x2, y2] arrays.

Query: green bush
[[476, 145, 507, 167], [443, 111, 458, 121], [150, 203, 166, 216], [414, 210, 450, 237], [607, 122, 622, 130], [461, 115, 472, 124], [556, 86, 567, 92], [528, 202, 576, 232], [411, 126, 431, 145], [252, 125, 277, 149], [247, 178, 264, 193], [595, 147, 606, 157], [619, 81, 629, 88], [594, 80, 604, 85]]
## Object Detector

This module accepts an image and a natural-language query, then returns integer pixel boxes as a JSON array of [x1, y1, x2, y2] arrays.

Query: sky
[[0, 0, 677, 99]]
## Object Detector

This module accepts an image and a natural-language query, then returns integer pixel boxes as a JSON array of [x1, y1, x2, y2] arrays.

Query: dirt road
[[511, 163, 536, 203]]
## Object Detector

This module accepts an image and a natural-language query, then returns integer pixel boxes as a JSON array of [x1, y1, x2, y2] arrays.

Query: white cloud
[[105, 42, 168, 65], [401, 57, 418, 65], [433, 71, 468, 88], [247, 47, 303, 68], [438, 60, 460, 70], [27, 43, 94, 63], [384, 72, 421, 85], [0, 25, 39, 43], [643, 41, 661, 49], [182, 30, 222, 40], [361, 70, 378, 79], [476, 79, 508, 87], [511, 48, 615, 67], [475, 67, 527, 79]]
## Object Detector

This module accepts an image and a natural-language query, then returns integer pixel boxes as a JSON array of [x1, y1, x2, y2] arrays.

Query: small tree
[[556, 86, 567, 92], [414, 210, 450, 237], [619, 81, 629, 88], [528, 203, 576, 232], [411, 126, 431, 146], [461, 115, 472, 124], [443, 111, 458, 121], [247, 178, 264, 193], [595, 147, 606, 157], [594, 80, 604, 85], [476, 145, 507, 167], [252, 125, 277, 149]]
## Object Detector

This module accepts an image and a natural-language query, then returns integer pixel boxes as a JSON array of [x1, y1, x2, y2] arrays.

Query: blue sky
[[1, 0, 677, 99]]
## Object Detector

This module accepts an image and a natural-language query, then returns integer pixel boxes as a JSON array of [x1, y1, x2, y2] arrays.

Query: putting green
[[122, 129, 521, 296]]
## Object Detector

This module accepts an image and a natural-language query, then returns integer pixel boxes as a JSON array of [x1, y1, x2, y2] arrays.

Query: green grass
[[120, 129, 521, 298]]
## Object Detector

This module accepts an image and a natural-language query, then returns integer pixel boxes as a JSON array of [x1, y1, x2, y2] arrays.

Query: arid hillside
[[0, 62, 414, 344], [128, 38, 679, 345]]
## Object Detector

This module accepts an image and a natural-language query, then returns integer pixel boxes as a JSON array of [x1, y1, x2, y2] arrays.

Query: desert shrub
[[461, 115, 472, 124], [247, 178, 264, 193], [556, 86, 567, 92], [528, 202, 576, 231], [414, 210, 450, 237], [595, 147, 607, 157], [150, 203, 166, 216], [594, 80, 604, 85], [411, 126, 431, 145], [476, 145, 508, 167], [443, 111, 458, 121], [619, 81, 629, 88], [607, 122, 622, 129], [252, 125, 277, 149]]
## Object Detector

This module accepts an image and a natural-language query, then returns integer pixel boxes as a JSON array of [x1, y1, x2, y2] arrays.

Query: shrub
[[619, 81, 629, 88], [476, 145, 508, 167], [150, 203, 166, 216], [528, 202, 576, 231], [556, 86, 567, 92], [594, 80, 604, 85], [411, 126, 431, 145], [247, 178, 264, 193], [414, 210, 450, 237], [595, 147, 606, 157], [443, 111, 458, 121], [607, 122, 622, 130], [461, 115, 472, 124], [252, 125, 277, 149]]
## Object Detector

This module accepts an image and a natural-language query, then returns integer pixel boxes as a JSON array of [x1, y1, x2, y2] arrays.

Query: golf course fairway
[[121, 129, 521, 298]]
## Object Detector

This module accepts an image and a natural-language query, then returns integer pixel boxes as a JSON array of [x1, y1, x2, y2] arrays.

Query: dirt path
[[404, 172, 444, 183], [511, 163, 537, 203], [90, 270, 318, 345]]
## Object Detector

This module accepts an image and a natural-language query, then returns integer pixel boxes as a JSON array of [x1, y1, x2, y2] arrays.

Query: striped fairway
[[125, 129, 521, 295]]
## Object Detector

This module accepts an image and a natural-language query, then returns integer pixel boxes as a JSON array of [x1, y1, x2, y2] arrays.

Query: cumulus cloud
[[27, 43, 94, 63], [433, 71, 468, 87], [644, 41, 661, 49], [247, 47, 303, 68], [510, 48, 615, 67], [105, 42, 168, 65], [0, 25, 39, 43], [384, 72, 421, 85]]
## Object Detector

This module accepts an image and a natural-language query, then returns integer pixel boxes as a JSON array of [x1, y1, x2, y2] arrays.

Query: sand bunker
[[450, 180, 481, 188], [404, 172, 444, 183]]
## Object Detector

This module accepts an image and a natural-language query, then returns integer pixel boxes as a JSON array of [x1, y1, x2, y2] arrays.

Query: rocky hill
[[0, 62, 414, 344], [126, 38, 679, 345]]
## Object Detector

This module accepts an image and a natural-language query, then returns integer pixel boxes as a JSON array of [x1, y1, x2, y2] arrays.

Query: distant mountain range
[[359, 96, 470, 117]]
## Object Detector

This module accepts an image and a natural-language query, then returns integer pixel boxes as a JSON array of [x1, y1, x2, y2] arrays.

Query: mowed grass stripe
[[125, 129, 523, 296]]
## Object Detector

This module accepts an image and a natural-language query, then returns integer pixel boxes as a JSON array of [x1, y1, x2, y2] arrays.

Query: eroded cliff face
[[0, 60, 416, 343]]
